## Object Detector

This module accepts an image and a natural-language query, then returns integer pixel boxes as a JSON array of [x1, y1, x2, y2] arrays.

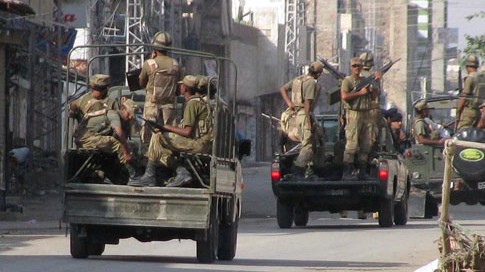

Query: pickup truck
[[62, 45, 250, 263], [405, 96, 485, 218], [270, 114, 410, 228]]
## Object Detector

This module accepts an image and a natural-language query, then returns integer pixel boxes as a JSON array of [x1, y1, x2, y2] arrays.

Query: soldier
[[139, 31, 181, 144], [129, 75, 213, 187], [412, 101, 448, 146], [456, 54, 485, 130], [341, 58, 381, 181], [69, 74, 138, 182], [359, 52, 382, 150], [279, 61, 324, 177]]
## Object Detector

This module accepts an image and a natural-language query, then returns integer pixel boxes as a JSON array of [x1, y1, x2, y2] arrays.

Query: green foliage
[[463, 12, 485, 62]]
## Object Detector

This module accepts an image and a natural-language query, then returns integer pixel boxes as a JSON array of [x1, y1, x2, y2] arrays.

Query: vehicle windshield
[[316, 116, 339, 145]]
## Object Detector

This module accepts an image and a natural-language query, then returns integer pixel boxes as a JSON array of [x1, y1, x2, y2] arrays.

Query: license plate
[[327, 189, 348, 196], [478, 182, 485, 190]]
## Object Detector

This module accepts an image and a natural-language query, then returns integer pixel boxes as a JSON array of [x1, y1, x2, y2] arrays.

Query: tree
[[463, 12, 485, 60]]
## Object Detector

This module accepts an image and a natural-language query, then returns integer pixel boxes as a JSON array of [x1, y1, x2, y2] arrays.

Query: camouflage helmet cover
[[359, 52, 374, 68], [465, 54, 479, 67], [89, 74, 110, 89], [152, 31, 172, 48]]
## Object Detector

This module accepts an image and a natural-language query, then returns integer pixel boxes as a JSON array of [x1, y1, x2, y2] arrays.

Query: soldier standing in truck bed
[[139, 31, 181, 144], [279, 61, 324, 178], [341, 58, 381, 181], [456, 54, 485, 131]]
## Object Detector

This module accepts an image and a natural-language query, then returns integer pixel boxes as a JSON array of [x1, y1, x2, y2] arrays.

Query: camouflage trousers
[[141, 100, 176, 144], [293, 110, 314, 168], [457, 107, 479, 131], [343, 110, 373, 164], [368, 107, 382, 145], [147, 132, 212, 168], [76, 134, 126, 164]]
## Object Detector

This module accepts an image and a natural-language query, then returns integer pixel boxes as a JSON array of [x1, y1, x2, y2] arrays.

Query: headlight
[[412, 172, 421, 179]]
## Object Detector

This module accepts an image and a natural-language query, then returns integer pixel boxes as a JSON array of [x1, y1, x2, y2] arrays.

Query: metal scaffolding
[[284, 0, 306, 80]]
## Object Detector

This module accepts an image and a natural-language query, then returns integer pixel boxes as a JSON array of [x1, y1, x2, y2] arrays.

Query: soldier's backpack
[[471, 71, 485, 107], [147, 59, 180, 104]]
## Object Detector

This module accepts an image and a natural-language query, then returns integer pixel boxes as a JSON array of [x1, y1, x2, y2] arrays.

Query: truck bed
[[63, 183, 211, 229]]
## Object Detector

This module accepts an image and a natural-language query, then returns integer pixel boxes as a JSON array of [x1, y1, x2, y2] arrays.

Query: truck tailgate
[[274, 180, 384, 198], [64, 183, 211, 229]]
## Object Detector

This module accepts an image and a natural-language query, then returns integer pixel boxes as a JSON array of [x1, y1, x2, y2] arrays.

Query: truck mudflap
[[64, 183, 211, 229]]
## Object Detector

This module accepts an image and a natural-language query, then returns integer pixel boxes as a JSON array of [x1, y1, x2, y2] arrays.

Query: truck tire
[[277, 200, 294, 229], [197, 201, 219, 263], [88, 243, 105, 256], [217, 214, 238, 261], [393, 191, 408, 226], [70, 224, 89, 259], [452, 128, 485, 182], [217, 201, 239, 261], [378, 198, 394, 228], [294, 206, 309, 227]]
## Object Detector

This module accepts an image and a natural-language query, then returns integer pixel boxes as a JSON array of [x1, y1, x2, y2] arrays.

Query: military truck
[[62, 44, 250, 263], [406, 96, 485, 218], [270, 114, 410, 228]]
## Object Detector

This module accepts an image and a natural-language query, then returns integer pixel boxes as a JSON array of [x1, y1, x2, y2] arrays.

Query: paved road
[[2, 163, 485, 271]]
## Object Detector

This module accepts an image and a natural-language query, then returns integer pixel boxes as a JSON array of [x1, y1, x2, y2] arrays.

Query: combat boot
[[125, 163, 139, 185], [166, 166, 193, 187], [127, 161, 157, 187], [341, 163, 358, 181], [357, 162, 372, 181]]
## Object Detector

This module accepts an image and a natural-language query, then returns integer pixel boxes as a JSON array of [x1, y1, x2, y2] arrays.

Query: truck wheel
[[294, 206, 309, 227], [88, 243, 105, 256], [277, 200, 294, 229], [70, 224, 89, 259], [197, 203, 219, 263], [217, 213, 238, 261], [378, 198, 394, 228], [393, 191, 408, 226]]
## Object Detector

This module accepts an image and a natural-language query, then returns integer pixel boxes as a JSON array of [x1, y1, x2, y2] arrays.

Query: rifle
[[261, 113, 280, 122], [351, 58, 401, 93], [454, 67, 464, 132], [316, 56, 346, 80], [140, 117, 166, 133], [316, 56, 347, 105]]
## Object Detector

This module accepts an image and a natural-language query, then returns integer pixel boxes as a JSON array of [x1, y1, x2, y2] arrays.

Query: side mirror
[[238, 139, 251, 159]]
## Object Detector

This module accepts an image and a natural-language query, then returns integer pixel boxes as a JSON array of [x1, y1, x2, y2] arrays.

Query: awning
[[0, 0, 35, 16]]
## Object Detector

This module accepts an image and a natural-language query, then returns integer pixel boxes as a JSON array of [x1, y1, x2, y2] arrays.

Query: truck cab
[[404, 96, 485, 218]]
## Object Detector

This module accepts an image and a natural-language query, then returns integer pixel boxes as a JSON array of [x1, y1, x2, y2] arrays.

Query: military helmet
[[465, 54, 479, 67], [152, 31, 172, 48], [359, 52, 374, 68]]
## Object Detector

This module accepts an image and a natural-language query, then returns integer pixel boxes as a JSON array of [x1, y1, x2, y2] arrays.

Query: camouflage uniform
[[146, 95, 212, 168], [412, 116, 432, 143], [341, 75, 373, 171], [360, 68, 381, 147], [282, 72, 321, 169], [139, 46, 180, 143], [457, 71, 485, 130]]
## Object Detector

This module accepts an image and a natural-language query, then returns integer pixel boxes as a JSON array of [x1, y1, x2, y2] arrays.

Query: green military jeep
[[405, 96, 485, 218]]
